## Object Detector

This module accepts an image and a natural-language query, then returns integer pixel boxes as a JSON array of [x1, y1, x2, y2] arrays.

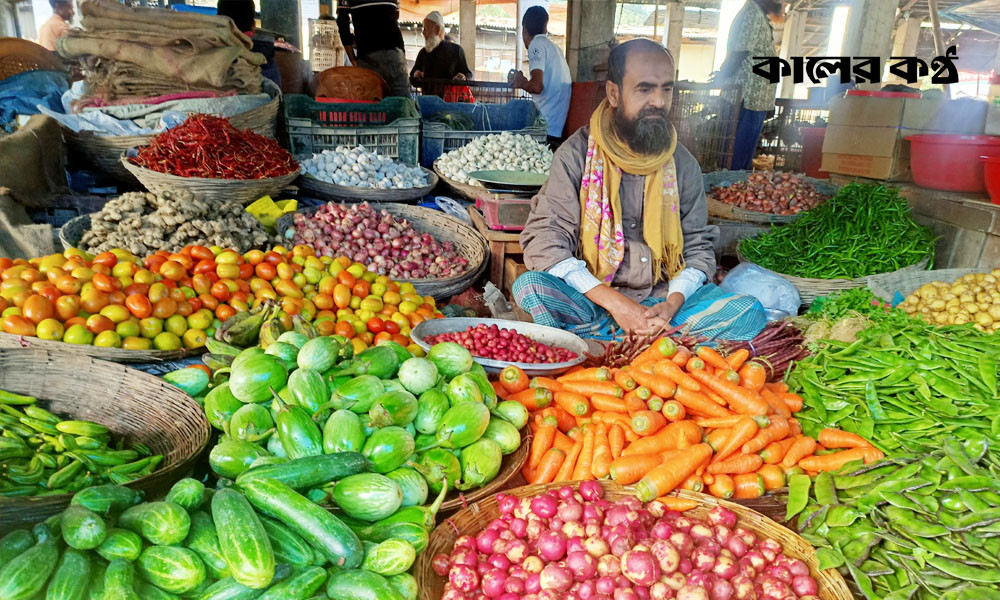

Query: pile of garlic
[[435, 132, 553, 184], [300, 146, 427, 190]]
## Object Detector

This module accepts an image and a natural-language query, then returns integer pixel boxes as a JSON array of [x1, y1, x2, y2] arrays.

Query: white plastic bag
[[720, 263, 801, 320]]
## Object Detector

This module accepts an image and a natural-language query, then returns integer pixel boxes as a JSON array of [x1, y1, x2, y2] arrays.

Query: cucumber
[[85, 560, 107, 600], [163, 368, 209, 397], [360, 539, 416, 576], [385, 468, 428, 507], [332, 473, 402, 522], [236, 453, 370, 489], [71, 485, 142, 515], [259, 517, 314, 568], [325, 569, 403, 600], [61, 505, 108, 550], [321, 410, 365, 454], [136, 546, 206, 595], [118, 502, 190, 546], [103, 558, 140, 600], [255, 567, 327, 600], [184, 511, 230, 580], [165, 478, 206, 511], [387, 573, 416, 600], [240, 477, 363, 569], [95, 529, 142, 562], [211, 488, 275, 589], [0, 529, 34, 569], [135, 582, 180, 600], [194, 566, 291, 600], [46, 548, 91, 600], [0, 538, 59, 600]]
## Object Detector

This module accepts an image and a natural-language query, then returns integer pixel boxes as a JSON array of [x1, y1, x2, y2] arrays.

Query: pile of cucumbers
[[0, 476, 421, 600]]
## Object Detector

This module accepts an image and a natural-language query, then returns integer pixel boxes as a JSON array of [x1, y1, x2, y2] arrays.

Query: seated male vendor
[[515, 39, 763, 340]]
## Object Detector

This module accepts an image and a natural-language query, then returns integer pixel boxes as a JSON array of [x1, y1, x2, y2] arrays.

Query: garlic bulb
[[434, 132, 553, 184], [300, 146, 427, 190]]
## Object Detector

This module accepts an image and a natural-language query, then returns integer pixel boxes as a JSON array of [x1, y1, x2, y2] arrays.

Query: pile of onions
[[287, 202, 470, 279], [424, 324, 578, 364], [710, 172, 826, 216], [432, 482, 821, 600]]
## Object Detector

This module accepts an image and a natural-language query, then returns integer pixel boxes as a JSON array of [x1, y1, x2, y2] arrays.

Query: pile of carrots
[[494, 339, 883, 509]]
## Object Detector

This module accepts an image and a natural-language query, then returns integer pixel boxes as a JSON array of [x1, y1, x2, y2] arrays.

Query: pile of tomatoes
[[0, 244, 442, 353]]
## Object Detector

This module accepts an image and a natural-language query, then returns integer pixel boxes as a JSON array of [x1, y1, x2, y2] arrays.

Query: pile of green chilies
[[740, 183, 935, 279], [790, 440, 1000, 600]]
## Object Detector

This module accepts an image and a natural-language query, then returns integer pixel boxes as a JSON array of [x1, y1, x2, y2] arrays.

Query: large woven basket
[[0, 349, 210, 533], [277, 203, 488, 299], [434, 161, 497, 201], [57, 213, 89, 251], [62, 93, 281, 182], [121, 155, 299, 205], [439, 430, 529, 513], [415, 481, 852, 600], [0, 38, 64, 80], [297, 168, 439, 203], [0, 331, 202, 363], [866, 267, 984, 302], [704, 169, 839, 226]]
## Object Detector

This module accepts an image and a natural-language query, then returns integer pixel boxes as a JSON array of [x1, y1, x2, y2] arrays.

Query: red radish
[[712, 526, 733, 546], [650, 539, 680, 574], [478, 561, 492, 576], [504, 577, 525, 594], [564, 521, 586, 539], [525, 573, 541, 593], [532, 495, 559, 519], [689, 524, 713, 545], [725, 535, 748, 558], [489, 554, 511, 570], [596, 576, 616, 595], [432, 553, 451, 576], [764, 565, 791, 584], [538, 530, 568, 561], [580, 480, 603, 501], [650, 582, 674, 600], [597, 554, 621, 576], [527, 519, 545, 541], [706, 507, 737, 529], [498, 594, 519, 600], [621, 550, 661, 586], [451, 564, 480, 593], [636, 585, 650, 600], [712, 555, 737, 580], [506, 539, 528, 563], [692, 547, 716, 572], [675, 584, 710, 600], [426, 324, 577, 364], [744, 550, 766, 571], [577, 581, 597, 600], [540, 564, 574, 592], [709, 579, 734, 600], [678, 558, 693, 575], [452, 548, 477, 567], [730, 575, 754, 600], [524, 556, 544, 573], [673, 517, 693, 533], [614, 589, 639, 600], [733, 528, 756, 548], [686, 570, 715, 589], [652, 520, 674, 540], [498, 494, 517, 515], [482, 569, 508, 598], [478, 529, 500, 553], [441, 588, 465, 600], [550, 518, 565, 532], [792, 575, 818, 597], [567, 551, 598, 581], [560, 500, 584, 522], [787, 559, 809, 578], [585, 536, 610, 558], [759, 577, 792, 599], [585, 520, 602, 538], [668, 532, 694, 558], [456, 535, 476, 550], [663, 572, 687, 591], [610, 536, 632, 557]]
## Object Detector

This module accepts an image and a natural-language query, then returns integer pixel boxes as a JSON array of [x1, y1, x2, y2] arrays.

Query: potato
[[985, 275, 996, 284], [956, 314, 971, 325], [977, 312, 994, 326], [929, 299, 946, 311], [988, 305, 1000, 320], [948, 305, 961, 315], [962, 302, 979, 314], [918, 284, 938, 299], [934, 312, 949, 324], [951, 284, 968, 295], [960, 294, 975, 303], [946, 298, 960, 308]]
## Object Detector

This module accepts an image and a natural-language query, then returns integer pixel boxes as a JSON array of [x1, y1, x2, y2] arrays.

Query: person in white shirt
[[512, 6, 572, 150]]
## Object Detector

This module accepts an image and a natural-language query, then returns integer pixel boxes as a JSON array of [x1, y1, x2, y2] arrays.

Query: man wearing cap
[[410, 11, 472, 99]]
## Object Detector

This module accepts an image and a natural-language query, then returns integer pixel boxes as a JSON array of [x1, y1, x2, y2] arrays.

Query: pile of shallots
[[286, 202, 470, 279], [432, 481, 820, 600]]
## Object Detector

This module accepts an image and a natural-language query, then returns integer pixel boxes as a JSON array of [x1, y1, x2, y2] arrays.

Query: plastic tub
[[800, 127, 827, 179], [906, 134, 1000, 192], [983, 156, 1000, 205]]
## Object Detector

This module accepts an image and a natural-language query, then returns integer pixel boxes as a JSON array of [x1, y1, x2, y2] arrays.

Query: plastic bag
[[720, 263, 801, 320], [246, 196, 297, 232]]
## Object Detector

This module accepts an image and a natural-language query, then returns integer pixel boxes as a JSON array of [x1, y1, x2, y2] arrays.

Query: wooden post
[[565, 0, 616, 82], [653, 0, 659, 40], [460, 0, 477, 76], [261, 0, 301, 49], [664, 0, 684, 71], [928, 0, 950, 97], [778, 9, 805, 98], [842, 0, 897, 91]]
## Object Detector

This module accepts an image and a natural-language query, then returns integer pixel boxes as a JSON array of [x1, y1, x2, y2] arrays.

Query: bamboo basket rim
[[440, 428, 529, 513], [0, 331, 203, 363], [0, 349, 210, 533], [297, 168, 439, 203], [707, 197, 806, 225], [120, 154, 301, 186], [415, 481, 853, 600], [434, 161, 504, 201]]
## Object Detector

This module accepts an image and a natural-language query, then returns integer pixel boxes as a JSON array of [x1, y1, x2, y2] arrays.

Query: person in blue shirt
[[512, 6, 572, 150]]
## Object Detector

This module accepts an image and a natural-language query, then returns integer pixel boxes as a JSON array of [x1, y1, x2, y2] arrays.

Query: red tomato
[[125, 294, 152, 319], [384, 320, 400, 335], [366, 317, 385, 334]]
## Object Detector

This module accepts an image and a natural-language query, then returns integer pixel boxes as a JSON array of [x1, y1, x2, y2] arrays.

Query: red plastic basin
[[984, 157, 1000, 205], [906, 134, 1000, 193], [800, 127, 827, 179]]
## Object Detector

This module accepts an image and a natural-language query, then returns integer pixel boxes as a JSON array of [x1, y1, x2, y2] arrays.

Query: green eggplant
[[435, 402, 490, 449], [326, 375, 352, 396], [329, 347, 400, 380], [414, 433, 437, 452], [272, 393, 323, 460], [445, 374, 483, 407], [267, 434, 287, 458], [481, 419, 521, 455], [491, 400, 529, 431], [287, 369, 328, 414], [465, 372, 497, 410], [413, 389, 449, 435], [385, 467, 428, 507], [376, 341, 413, 365], [409, 449, 461, 494], [202, 353, 235, 371], [457, 438, 502, 490], [204, 383, 243, 432], [327, 376, 384, 414], [371, 479, 447, 532], [209, 437, 269, 480], [228, 403, 274, 443], [265, 342, 299, 365], [323, 409, 366, 454], [362, 427, 415, 474], [368, 391, 418, 429]]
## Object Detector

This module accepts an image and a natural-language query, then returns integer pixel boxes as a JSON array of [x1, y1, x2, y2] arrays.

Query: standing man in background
[[512, 5, 572, 150], [410, 11, 472, 98], [719, 0, 783, 170], [217, 0, 282, 89], [38, 0, 73, 52], [337, 0, 410, 97]]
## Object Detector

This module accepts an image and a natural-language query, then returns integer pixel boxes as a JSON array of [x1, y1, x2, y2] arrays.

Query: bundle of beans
[[717, 322, 810, 381], [430, 481, 824, 600], [709, 172, 826, 216], [287, 202, 470, 279], [79, 190, 274, 255]]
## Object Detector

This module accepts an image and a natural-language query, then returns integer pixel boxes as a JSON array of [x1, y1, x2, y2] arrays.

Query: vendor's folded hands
[[453, 73, 466, 81]]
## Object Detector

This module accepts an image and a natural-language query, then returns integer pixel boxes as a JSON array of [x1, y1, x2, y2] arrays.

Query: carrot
[[634, 443, 713, 501], [686, 356, 707, 371], [567, 427, 583, 441], [711, 417, 758, 463], [561, 381, 623, 398], [707, 453, 764, 475], [662, 400, 686, 422], [737, 362, 767, 392], [591, 393, 628, 414], [705, 428, 731, 452], [688, 369, 769, 416], [780, 393, 804, 413], [697, 415, 769, 429], [633, 337, 678, 367], [521, 460, 536, 483], [798, 447, 884, 472], [553, 429, 575, 454], [530, 377, 564, 393], [626, 386, 652, 401], [611, 369, 637, 392], [725, 348, 750, 371], [529, 423, 556, 470], [760, 436, 799, 464], [558, 367, 612, 383], [781, 436, 817, 468], [531, 448, 565, 484], [540, 406, 576, 433], [742, 417, 790, 454], [627, 369, 677, 399], [555, 440, 583, 481], [680, 475, 704, 493], [654, 496, 700, 512], [631, 410, 667, 436], [491, 381, 511, 401], [622, 421, 702, 456], [534, 413, 558, 429], [671, 347, 692, 366], [787, 418, 802, 437], [674, 387, 733, 419], [509, 387, 552, 410], [499, 365, 529, 394], [697, 346, 731, 371], [702, 473, 714, 485], [575, 416, 592, 428], [554, 391, 591, 416], [650, 360, 702, 392], [572, 426, 596, 480], [705, 389, 727, 406], [608, 424, 625, 457], [765, 381, 789, 394], [708, 473, 735, 498], [757, 464, 786, 490], [592, 411, 632, 429], [591, 424, 612, 479], [733, 473, 765, 499], [759, 387, 791, 419]]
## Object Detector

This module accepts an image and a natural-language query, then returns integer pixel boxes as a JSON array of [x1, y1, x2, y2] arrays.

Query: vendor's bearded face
[[608, 48, 675, 155], [423, 20, 443, 52]]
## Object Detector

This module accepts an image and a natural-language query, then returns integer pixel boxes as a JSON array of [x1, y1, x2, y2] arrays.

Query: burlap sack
[[0, 114, 68, 209], [0, 190, 56, 259]]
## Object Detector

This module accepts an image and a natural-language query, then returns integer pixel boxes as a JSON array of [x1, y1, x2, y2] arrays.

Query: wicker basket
[[62, 93, 281, 182], [0, 38, 64, 80], [0, 349, 210, 533], [415, 482, 852, 600], [276, 203, 488, 299], [121, 155, 299, 205], [58, 213, 89, 251], [866, 267, 985, 302], [297, 168, 439, 203], [703, 169, 838, 226], [0, 331, 202, 363], [434, 162, 496, 201], [440, 431, 529, 513]]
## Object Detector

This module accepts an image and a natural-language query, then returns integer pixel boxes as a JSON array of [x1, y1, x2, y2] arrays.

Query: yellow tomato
[[349, 296, 362, 310], [109, 249, 137, 263], [99, 304, 131, 324], [291, 255, 306, 267], [36, 318, 64, 341], [39, 254, 66, 273], [370, 282, 387, 298], [182, 328, 207, 349], [333, 284, 352, 309], [216, 251, 241, 265], [187, 309, 214, 331], [292, 273, 307, 289], [94, 330, 122, 348], [356, 309, 374, 323], [319, 256, 333, 265], [134, 269, 156, 285], [71, 267, 95, 282], [347, 263, 366, 279], [139, 317, 163, 339], [390, 312, 409, 329], [63, 247, 90, 260], [383, 290, 402, 306], [303, 267, 323, 285], [360, 297, 384, 313], [116, 319, 140, 338], [304, 256, 324, 272], [2, 307, 21, 318], [398, 301, 418, 315], [216, 264, 241, 280], [111, 262, 136, 278], [362, 271, 377, 284], [422, 296, 437, 308], [209, 246, 224, 256], [153, 331, 182, 351], [336, 308, 354, 319], [148, 282, 170, 303], [328, 261, 345, 276], [407, 343, 426, 357], [399, 282, 417, 295], [350, 337, 368, 355], [164, 314, 188, 336], [63, 324, 94, 345], [122, 336, 152, 350], [402, 293, 423, 305]]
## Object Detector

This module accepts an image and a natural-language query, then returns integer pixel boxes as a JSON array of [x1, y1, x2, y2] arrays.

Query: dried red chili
[[129, 114, 298, 180]]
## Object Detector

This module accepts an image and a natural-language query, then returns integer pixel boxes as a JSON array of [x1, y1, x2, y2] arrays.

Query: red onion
[[432, 553, 451, 576]]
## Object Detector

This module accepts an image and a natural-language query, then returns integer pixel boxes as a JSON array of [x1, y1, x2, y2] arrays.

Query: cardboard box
[[821, 124, 909, 180]]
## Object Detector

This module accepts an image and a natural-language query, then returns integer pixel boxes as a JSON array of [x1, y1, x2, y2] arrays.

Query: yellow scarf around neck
[[579, 99, 685, 285]]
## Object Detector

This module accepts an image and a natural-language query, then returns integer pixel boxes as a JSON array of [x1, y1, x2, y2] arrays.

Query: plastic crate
[[284, 95, 421, 165], [417, 96, 547, 168]]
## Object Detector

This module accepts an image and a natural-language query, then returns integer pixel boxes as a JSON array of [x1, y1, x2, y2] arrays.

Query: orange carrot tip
[[654, 496, 700, 512]]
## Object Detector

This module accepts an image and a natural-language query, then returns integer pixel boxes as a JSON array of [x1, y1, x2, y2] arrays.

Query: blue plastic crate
[[417, 97, 547, 168]]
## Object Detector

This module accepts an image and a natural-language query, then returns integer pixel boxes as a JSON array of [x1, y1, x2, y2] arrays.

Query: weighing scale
[[468, 170, 547, 231]]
